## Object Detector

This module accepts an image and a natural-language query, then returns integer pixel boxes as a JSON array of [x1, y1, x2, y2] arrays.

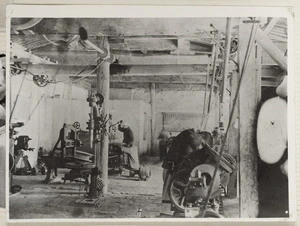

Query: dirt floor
[[9, 156, 239, 219]]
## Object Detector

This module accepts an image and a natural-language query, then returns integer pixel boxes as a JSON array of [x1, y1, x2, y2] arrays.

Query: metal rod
[[207, 44, 218, 113], [84, 40, 105, 55], [202, 55, 211, 116], [220, 18, 233, 126], [204, 30, 224, 51], [89, 102, 94, 150]]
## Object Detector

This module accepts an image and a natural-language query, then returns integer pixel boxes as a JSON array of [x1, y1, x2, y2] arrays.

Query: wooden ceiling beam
[[109, 82, 212, 91], [24, 64, 208, 77], [28, 51, 209, 65], [12, 35, 213, 54], [70, 74, 212, 85], [109, 74, 210, 84], [117, 54, 209, 65], [14, 18, 232, 37], [261, 65, 284, 79], [111, 64, 208, 76], [261, 79, 281, 87]]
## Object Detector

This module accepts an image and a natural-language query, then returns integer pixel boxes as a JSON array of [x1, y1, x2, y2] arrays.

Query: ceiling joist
[[83, 74, 212, 84], [21, 51, 210, 65], [14, 18, 234, 37], [24, 64, 208, 77]]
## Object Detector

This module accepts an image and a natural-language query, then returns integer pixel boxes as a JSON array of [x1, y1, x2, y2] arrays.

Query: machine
[[42, 122, 95, 184], [168, 140, 236, 218], [108, 142, 151, 181], [13, 135, 36, 175]]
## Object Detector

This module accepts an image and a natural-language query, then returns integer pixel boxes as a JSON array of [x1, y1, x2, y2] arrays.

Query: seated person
[[162, 129, 210, 172]]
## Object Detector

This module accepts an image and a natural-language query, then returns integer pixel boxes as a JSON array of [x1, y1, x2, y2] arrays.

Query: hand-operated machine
[[108, 142, 151, 181], [168, 134, 236, 218]]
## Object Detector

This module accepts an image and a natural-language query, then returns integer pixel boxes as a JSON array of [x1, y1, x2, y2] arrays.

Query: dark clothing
[[161, 129, 211, 211], [158, 129, 171, 161], [118, 125, 134, 147], [159, 139, 167, 161], [162, 129, 205, 171]]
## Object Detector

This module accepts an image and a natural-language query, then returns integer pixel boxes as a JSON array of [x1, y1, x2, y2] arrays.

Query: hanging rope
[[201, 19, 259, 217], [68, 58, 104, 84], [25, 94, 46, 124], [9, 54, 32, 123], [201, 90, 217, 131], [202, 55, 211, 117], [11, 56, 103, 86]]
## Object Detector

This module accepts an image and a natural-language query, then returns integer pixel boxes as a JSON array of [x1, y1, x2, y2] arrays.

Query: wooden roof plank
[[13, 18, 232, 37]]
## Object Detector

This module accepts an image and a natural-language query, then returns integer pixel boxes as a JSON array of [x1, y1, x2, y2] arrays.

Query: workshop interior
[[6, 16, 289, 219]]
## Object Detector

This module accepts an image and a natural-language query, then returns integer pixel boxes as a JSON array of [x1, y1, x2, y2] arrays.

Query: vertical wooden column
[[227, 70, 239, 198], [220, 18, 232, 128], [97, 37, 110, 194], [256, 28, 287, 71], [238, 22, 260, 217], [150, 83, 156, 155]]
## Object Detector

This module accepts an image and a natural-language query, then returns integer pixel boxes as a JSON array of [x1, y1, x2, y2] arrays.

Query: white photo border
[[5, 4, 296, 223]]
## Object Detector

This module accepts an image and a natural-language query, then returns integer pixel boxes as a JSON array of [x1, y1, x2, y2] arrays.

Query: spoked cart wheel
[[168, 169, 191, 212], [168, 165, 223, 218]]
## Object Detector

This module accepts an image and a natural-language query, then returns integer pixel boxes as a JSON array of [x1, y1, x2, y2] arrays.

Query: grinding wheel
[[257, 97, 287, 164]]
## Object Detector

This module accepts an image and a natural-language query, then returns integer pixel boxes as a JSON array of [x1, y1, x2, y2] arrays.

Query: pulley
[[33, 74, 49, 87]]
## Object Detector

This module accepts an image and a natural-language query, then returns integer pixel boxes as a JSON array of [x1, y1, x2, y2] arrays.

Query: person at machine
[[157, 127, 171, 161], [118, 121, 134, 147], [118, 121, 139, 171], [161, 128, 209, 215]]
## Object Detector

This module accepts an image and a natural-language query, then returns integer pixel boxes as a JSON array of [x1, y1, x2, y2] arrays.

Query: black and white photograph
[[6, 5, 294, 221]]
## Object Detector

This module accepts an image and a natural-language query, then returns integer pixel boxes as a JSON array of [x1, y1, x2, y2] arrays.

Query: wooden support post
[[150, 83, 156, 155], [227, 70, 239, 199], [256, 45, 262, 101], [238, 22, 260, 218], [264, 18, 280, 34], [220, 18, 232, 128], [96, 37, 110, 194], [256, 28, 287, 71]]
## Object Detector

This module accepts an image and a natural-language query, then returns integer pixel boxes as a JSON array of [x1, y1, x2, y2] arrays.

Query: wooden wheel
[[168, 169, 191, 212]]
